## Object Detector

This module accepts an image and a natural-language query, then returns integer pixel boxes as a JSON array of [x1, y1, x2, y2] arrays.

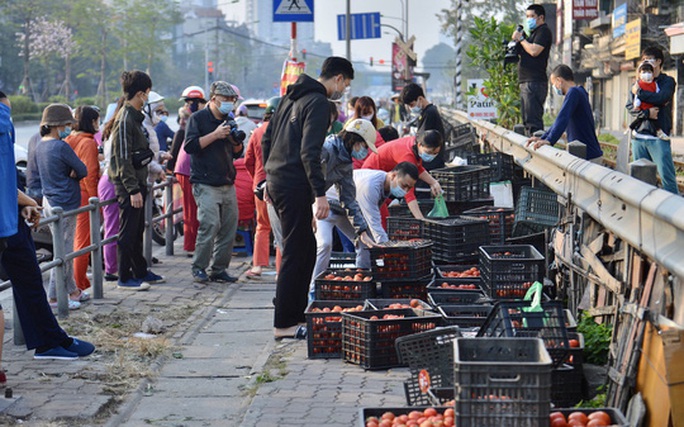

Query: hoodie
[[262, 74, 330, 198]]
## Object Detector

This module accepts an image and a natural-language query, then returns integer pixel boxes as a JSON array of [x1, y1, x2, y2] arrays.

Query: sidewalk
[[0, 239, 408, 426]]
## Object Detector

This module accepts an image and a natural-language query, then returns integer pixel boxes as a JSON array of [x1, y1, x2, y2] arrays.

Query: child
[[630, 61, 669, 140]]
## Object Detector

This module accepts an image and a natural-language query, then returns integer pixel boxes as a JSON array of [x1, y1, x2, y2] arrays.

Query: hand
[[264, 189, 272, 204], [313, 196, 329, 220], [131, 192, 144, 209], [21, 205, 42, 229], [311, 217, 317, 233], [512, 30, 523, 42], [649, 107, 659, 120], [529, 139, 551, 150], [632, 82, 639, 95], [526, 136, 541, 146], [159, 151, 173, 161], [359, 231, 377, 248], [213, 124, 232, 140], [429, 180, 442, 198]]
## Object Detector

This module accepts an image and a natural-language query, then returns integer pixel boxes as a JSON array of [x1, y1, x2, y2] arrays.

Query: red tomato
[[568, 412, 588, 425], [551, 419, 568, 427]]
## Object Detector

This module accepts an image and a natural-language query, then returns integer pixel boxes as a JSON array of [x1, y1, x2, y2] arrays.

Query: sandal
[[274, 325, 307, 341], [245, 270, 261, 279], [72, 290, 90, 302]]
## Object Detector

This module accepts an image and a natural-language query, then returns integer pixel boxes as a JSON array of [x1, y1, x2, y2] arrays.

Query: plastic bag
[[522, 281, 544, 312], [427, 194, 449, 218]]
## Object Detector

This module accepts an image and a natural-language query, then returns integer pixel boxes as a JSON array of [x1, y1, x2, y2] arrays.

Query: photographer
[[184, 81, 245, 284], [512, 4, 552, 136]]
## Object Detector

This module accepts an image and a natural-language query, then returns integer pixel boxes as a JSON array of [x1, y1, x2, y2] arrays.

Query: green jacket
[[108, 104, 149, 195]]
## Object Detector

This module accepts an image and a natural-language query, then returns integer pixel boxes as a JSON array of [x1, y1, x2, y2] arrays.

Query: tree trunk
[[21, 16, 33, 100], [97, 30, 107, 107], [63, 53, 71, 100]]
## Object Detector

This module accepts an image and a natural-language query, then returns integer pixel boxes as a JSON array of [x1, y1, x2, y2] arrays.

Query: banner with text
[[625, 19, 642, 60], [391, 42, 408, 92], [280, 60, 306, 96], [573, 0, 599, 20], [467, 79, 497, 120]]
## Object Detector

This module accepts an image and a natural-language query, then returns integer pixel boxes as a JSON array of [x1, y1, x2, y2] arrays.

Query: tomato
[[567, 419, 585, 427], [568, 412, 589, 425], [550, 412, 566, 422], [588, 411, 611, 423], [587, 419, 609, 427], [423, 408, 437, 417], [551, 419, 568, 427], [569, 339, 580, 348]]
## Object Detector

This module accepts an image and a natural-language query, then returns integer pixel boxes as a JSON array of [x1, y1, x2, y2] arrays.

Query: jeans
[[191, 183, 238, 275], [44, 199, 77, 300], [632, 136, 680, 195], [520, 81, 548, 135]]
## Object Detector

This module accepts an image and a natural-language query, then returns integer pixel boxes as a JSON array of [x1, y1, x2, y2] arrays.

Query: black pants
[[268, 182, 316, 328], [1, 220, 69, 350], [116, 187, 148, 282], [520, 81, 548, 136]]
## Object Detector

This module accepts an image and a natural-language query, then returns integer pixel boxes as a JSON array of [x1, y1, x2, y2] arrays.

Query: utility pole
[[455, 0, 463, 109], [345, 0, 351, 61]]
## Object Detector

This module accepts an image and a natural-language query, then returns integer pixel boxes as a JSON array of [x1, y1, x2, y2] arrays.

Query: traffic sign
[[273, 0, 314, 22], [337, 12, 381, 40], [395, 35, 417, 61]]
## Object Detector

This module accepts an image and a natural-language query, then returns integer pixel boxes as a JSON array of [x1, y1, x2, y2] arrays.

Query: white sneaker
[[49, 300, 81, 310]]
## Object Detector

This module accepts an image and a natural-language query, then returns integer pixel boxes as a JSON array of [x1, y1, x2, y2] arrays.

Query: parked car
[[238, 99, 267, 124]]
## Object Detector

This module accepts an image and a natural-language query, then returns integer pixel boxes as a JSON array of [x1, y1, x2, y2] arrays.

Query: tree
[[421, 43, 456, 99]]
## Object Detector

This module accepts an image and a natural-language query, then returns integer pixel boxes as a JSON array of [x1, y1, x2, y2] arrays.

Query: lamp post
[[455, 0, 464, 109]]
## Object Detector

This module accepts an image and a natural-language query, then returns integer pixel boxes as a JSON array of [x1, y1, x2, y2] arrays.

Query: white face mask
[[361, 114, 373, 121], [640, 72, 654, 83]]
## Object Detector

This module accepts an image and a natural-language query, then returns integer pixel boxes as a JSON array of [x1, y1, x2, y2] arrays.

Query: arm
[[519, 39, 545, 57], [636, 76, 676, 106], [83, 140, 101, 197], [184, 114, 233, 153], [64, 144, 88, 180], [418, 170, 442, 197], [116, 113, 143, 195], [244, 132, 257, 179], [540, 89, 579, 145], [407, 199, 423, 219], [336, 166, 368, 234], [300, 97, 330, 198], [356, 183, 388, 243]]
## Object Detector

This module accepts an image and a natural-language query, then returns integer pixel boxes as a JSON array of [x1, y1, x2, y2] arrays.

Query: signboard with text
[[391, 42, 409, 92], [625, 19, 642, 60], [280, 60, 306, 96], [467, 79, 497, 120], [337, 12, 381, 40], [273, 0, 314, 22], [612, 3, 627, 38], [573, 0, 599, 20]]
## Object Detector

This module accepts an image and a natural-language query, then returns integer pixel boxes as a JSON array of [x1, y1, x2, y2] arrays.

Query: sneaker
[[140, 270, 165, 284], [209, 271, 238, 283], [117, 278, 151, 291], [192, 269, 209, 283], [63, 338, 95, 357], [49, 300, 81, 310], [104, 273, 119, 281], [34, 346, 79, 361]]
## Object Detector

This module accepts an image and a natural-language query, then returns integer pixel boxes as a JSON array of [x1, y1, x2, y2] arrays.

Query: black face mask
[[189, 101, 199, 113]]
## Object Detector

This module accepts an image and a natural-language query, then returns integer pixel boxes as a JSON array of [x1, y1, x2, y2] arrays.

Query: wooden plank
[[580, 245, 623, 295], [601, 248, 625, 263], [588, 305, 618, 317], [588, 233, 604, 255]]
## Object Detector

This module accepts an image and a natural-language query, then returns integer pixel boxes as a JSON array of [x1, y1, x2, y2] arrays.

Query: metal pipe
[[455, 0, 463, 109], [165, 176, 174, 256], [89, 197, 104, 299], [50, 207, 69, 319], [144, 183, 153, 266], [345, 0, 351, 61]]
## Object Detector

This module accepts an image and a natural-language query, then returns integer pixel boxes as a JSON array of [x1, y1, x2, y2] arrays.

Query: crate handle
[[487, 374, 522, 383]]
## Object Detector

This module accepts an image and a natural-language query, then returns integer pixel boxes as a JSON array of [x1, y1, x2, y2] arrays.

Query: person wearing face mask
[[154, 107, 174, 153], [65, 106, 101, 295], [184, 81, 244, 284], [629, 61, 669, 141], [526, 65, 603, 163], [141, 91, 170, 181], [307, 119, 379, 302], [109, 70, 164, 291], [346, 97, 388, 169], [511, 4, 553, 136], [362, 130, 443, 220], [34, 104, 88, 308], [262, 56, 354, 340], [399, 83, 446, 171]]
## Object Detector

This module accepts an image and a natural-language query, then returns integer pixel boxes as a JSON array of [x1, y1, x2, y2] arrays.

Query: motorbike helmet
[[179, 85, 206, 102], [264, 96, 281, 116]]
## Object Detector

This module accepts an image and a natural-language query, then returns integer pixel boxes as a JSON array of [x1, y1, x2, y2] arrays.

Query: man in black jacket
[[400, 82, 446, 170], [263, 56, 354, 339], [184, 81, 244, 283]]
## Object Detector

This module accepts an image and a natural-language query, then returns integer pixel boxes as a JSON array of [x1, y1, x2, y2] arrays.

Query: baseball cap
[[344, 119, 378, 153]]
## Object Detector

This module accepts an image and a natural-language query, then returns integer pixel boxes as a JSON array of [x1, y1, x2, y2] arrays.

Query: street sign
[[395, 35, 417, 62], [337, 12, 381, 40], [612, 3, 627, 38], [273, 0, 314, 23]]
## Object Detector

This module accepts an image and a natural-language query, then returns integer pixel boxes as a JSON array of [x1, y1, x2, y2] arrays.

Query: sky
[[220, 0, 456, 68]]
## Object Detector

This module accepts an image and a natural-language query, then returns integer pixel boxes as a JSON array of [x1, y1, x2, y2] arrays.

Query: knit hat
[[209, 81, 238, 98], [344, 119, 378, 153], [40, 103, 76, 127]]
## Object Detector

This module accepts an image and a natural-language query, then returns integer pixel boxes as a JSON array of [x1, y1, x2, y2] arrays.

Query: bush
[[598, 133, 620, 145], [8, 95, 39, 115], [74, 97, 98, 109], [47, 95, 68, 104], [576, 311, 612, 365]]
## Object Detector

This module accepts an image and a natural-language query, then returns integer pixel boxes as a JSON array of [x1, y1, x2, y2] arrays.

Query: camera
[[222, 119, 246, 144], [504, 24, 525, 66]]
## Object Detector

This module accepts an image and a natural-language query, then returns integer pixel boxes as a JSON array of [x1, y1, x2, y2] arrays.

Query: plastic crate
[[305, 300, 365, 359], [513, 186, 559, 237], [551, 363, 584, 408], [431, 165, 491, 202], [437, 304, 493, 328], [478, 244, 545, 299], [423, 216, 490, 263], [314, 269, 377, 300], [363, 298, 433, 311], [379, 275, 432, 299], [462, 151, 515, 182], [370, 240, 433, 282], [328, 251, 356, 269], [564, 309, 578, 332], [359, 407, 453, 427], [566, 331, 585, 367], [427, 290, 489, 307], [387, 216, 424, 241], [463, 206, 515, 245], [434, 264, 482, 280], [477, 300, 570, 368], [554, 408, 629, 427], [395, 326, 461, 406], [453, 337, 552, 427], [427, 277, 484, 294], [505, 231, 547, 260], [342, 308, 441, 370]]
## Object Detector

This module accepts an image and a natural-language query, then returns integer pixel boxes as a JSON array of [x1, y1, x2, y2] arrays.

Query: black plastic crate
[[363, 298, 433, 311], [342, 308, 441, 370], [427, 290, 489, 307], [305, 300, 365, 359], [359, 407, 453, 427], [463, 206, 515, 245], [427, 277, 484, 294], [387, 216, 424, 241], [463, 151, 515, 182], [328, 251, 356, 269], [434, 264, 482, 280], [505, 231, 547, 261], [314, 269, 377, 301], [554, 407, 629, 427], [379, 275, 432, 300], [454, 337, 552, 427], [477, 300, 570, 368], [370, 240, 433, 282], [479, 244, 545, 299], [431, 165, 491, 202], [395, 326, 461, 406], [566, 331, 584, 367], [551, 363, 584, 408], [513, 186, 559, 237], [423, 216, 490, 263], [437, 304, 493, 328]]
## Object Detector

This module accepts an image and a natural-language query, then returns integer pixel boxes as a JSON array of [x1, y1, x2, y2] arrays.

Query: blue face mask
[[390, 183, 407, 199], [351, 146, 368, 160], [411, 105, 422, 115], [527, 17, 537, 31], [419, 151, 437, 163], [218, 101, 234, 115], [59, 126, 71, 140]]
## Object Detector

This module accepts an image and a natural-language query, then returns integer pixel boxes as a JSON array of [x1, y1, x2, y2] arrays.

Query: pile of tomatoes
[[436, 282, 479, 290], [309, 305, 364, 314], [365, 407, 455, 427], [322, 269, 373, 282], [494, 281, 533, 298], [550, 410, 613, 427], [377, 299, 426, 310], [440, 266, 480, 278]]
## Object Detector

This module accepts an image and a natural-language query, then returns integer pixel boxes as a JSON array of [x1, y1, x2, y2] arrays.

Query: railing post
[[13, 299, 25, 346], [51, 207, 69, 319], [567, 140, 587, 160], [629, 158, 658, 187], [89, 197, 104, 299], [513, 124, 526, 136], [143, 183, 153, 266], [165, 176, 174, 256]]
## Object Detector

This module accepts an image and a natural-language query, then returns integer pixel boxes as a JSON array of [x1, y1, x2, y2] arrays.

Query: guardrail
[[444, 109, 684, 281]]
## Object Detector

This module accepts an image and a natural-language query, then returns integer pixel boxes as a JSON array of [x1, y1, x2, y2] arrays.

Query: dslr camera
[[504, 24, 525, 66], [222, 119, 246, 144]]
